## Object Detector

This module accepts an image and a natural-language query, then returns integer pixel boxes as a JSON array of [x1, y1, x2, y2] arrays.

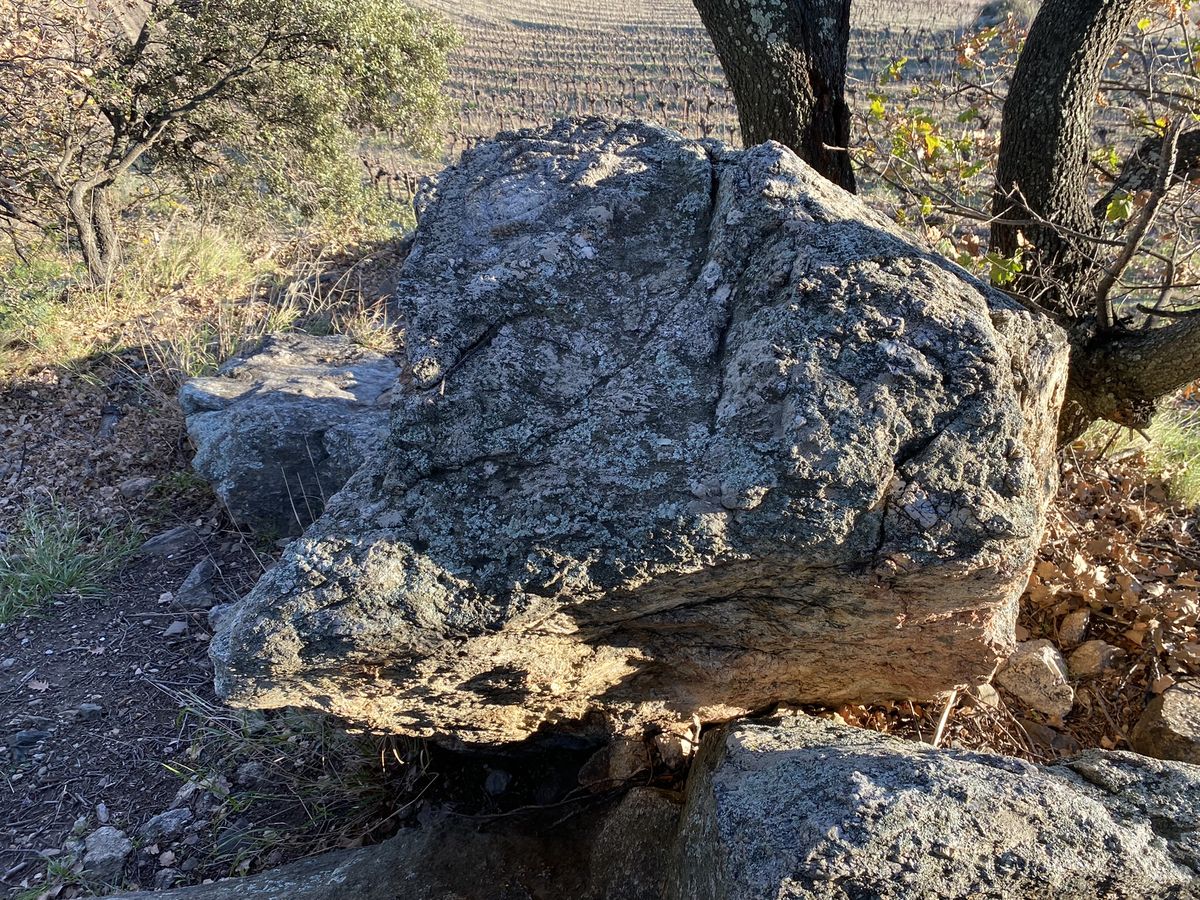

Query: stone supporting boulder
[[105, 792, 680, 900], [101, 715, 1200, 899], [212, 118, 1068, 746], [1132, 680, 1200, 763], [669, 714, 1200, 899], [180, 333, 398, 536]]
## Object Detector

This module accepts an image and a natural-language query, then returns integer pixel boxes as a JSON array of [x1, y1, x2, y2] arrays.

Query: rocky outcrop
[[670, 714, 1200, 899], [103, 714, 1200, 900], [212, 118, 1068, 747], [180, 333, 398, 536]]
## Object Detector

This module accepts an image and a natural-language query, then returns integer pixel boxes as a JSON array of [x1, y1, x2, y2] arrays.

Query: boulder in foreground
[[103, 715, 1200, 899], [212, 118, 1068, 746], [670, 714, 1200, 899]]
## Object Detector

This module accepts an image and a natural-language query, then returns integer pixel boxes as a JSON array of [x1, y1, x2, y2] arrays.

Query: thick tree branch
[[1093, 127, 1200, 218], [1067, 315, 1200, 434]]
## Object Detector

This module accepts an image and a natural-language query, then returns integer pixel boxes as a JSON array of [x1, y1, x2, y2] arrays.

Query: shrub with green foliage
[[0, 0, 458, 282]]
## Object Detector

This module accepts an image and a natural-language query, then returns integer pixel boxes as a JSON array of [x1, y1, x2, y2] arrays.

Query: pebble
[[1058, 608, 1090, 647], [996, 640, 1074, 719], [162, 621, 189, 638], [138, 807, 194, 844], [1068, 640, 1123, 677], [76, 702, 105, 721]]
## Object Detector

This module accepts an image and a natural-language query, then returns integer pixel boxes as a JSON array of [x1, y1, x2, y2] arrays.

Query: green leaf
[[1106, 192, 1134, 223], [985, 251, 1023, 286]]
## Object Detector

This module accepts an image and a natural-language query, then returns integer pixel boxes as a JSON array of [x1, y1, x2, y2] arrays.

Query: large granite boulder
[[670, 714, 1200, 899], [212, 118, 1068, 746], [180, 333, 398, 536]]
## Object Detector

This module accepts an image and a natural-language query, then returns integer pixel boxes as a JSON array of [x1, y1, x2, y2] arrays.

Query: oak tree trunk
[[691, 0, 856, 191], [991, 0, 1143, 318], [994, 0, 1200, 438], [68, 182, 122, 285]]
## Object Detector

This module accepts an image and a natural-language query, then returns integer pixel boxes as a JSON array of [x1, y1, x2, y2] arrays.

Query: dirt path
[[1, 529, 265, 896]]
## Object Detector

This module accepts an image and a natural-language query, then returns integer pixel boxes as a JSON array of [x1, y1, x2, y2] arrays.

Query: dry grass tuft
[[0, 500, 139, 622]]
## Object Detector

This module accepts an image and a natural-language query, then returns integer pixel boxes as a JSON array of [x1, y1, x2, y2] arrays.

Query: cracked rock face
[[211, 118, 1068, 746]]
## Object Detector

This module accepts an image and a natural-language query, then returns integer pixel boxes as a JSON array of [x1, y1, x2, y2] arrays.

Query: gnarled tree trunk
[[991, 0, 1143, 319], [67, 181, 122, 285], [993, 0, 1200, 438], [691, 0, 855, 191]]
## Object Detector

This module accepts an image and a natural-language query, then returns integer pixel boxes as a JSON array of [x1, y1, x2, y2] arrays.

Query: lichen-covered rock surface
[[212, 118, 1068, 746], [670, 714, 1200, 899], [181, 333, 398, 536]]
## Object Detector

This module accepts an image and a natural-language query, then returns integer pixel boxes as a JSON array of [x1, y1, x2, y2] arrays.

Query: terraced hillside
[[407, 0, 993, 156]]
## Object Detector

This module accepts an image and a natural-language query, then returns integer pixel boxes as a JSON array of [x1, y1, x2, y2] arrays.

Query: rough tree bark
[[993, 0, 1200, 437], [67, 182, 122, 285], [691, 0, 855, 191], [991, 0, 1144, 318]]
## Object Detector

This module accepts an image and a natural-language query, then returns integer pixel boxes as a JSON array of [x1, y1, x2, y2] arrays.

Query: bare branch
[[1094, 120, 1183, 329]]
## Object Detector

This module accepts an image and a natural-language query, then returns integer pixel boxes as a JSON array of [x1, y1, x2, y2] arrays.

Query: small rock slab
[[996, 638, 1074, 718], [1132, 680, 1200, 764], [180, 333, 398, 536], [669, 714, 1200, 899], [174, 559, 218, 610], [138, 807, 194, 844], [83, 826, 132, 884]]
